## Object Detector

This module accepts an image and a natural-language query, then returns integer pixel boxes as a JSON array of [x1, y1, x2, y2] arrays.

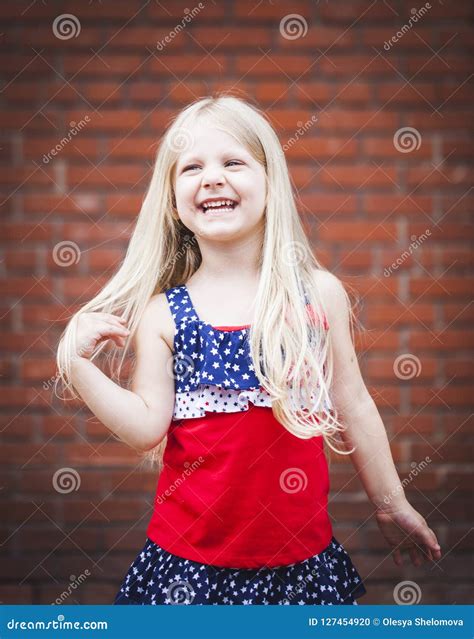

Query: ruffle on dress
[[174, 383, 333, 420], [114, 535, 366, 606], [167, 285, 332, 421]]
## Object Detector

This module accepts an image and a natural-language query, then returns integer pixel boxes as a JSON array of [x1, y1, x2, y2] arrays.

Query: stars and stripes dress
[[114, 283, 367, 605]]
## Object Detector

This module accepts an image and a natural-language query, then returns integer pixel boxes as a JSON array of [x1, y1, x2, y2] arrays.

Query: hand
[[74, 312, 130, 359], [375, 500, 442, 567]]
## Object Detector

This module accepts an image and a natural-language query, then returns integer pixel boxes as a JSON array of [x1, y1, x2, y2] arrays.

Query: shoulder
[[310, 268, 341, 294], [309, 268, 351, 328], [133, 292, 175, 352]]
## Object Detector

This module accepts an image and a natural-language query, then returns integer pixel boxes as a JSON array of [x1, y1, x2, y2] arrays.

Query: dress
[[114, 284, 367, 605]]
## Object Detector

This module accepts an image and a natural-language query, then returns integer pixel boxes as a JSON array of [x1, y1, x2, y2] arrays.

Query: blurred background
[[0, 0, 472, 605]]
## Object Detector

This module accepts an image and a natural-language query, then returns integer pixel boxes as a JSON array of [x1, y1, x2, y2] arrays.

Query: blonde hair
[[55, 92, 361, 472]]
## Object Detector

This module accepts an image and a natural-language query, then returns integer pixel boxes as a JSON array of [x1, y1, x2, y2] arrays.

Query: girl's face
[[172, 123, 267, 240]]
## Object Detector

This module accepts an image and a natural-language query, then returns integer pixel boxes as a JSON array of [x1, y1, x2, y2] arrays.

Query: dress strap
[[165, 285, 199, 328]]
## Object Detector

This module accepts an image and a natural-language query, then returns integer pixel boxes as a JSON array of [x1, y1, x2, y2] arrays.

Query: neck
[[192, 228, 263, 286]]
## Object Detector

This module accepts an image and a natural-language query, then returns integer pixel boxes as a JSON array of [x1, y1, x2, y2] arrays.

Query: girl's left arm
[[314, 269, 442, 567]]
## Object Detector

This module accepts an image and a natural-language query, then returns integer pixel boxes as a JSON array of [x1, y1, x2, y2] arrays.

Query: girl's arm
[[314, 269, 442, 566], [70, 295, 175, 452]]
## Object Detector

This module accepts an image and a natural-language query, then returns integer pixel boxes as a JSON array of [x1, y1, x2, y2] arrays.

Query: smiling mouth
[[199, 200, 238, 214]]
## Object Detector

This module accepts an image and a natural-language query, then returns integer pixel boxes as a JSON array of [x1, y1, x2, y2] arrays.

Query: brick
[[367, 303, 435, 326], [409, 278, 472, 298], [104, 136, 158, 160], [443, 303, 474, 324], [104, 194, 143, 217], [363, 137, 432, 159], [319, 221, 397, 241], [284, 137, 357, 160], [1, 1, 471, 607], [407, 56, 471, 76], [63, 443, 141, 467], [150, 55, 228, 76], [364, 194, 432, 216], [366, 356, 437, 380]]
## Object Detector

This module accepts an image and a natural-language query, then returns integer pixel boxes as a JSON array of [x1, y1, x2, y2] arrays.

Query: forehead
[[176, 124, 251, 164]]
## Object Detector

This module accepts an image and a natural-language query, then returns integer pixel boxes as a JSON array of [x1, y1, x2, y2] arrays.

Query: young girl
[[56, 94, 442, 606]]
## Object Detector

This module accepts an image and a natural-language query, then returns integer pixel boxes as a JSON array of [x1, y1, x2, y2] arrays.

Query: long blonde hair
[[55, 93, 361, 472]]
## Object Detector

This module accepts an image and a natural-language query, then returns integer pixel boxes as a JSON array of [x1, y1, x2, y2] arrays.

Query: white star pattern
[[114, 538, 365, 606], [167, 285, 333, 420]]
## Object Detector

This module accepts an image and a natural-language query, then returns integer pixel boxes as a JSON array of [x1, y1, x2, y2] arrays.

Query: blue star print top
[[168, 284, 261, 392], [165, 284, 332, 420]]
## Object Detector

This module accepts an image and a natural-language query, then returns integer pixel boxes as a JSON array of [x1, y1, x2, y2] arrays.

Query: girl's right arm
[[69, 295, 175, 452]]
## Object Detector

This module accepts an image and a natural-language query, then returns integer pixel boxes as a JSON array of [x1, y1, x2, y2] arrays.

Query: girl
[[56, 94, 442, 606]]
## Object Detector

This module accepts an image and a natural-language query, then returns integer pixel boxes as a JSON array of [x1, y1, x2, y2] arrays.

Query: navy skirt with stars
[[113, 536, 366, 605]]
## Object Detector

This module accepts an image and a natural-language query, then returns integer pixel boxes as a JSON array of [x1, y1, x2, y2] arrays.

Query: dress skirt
[[113, 535, 367, 605]]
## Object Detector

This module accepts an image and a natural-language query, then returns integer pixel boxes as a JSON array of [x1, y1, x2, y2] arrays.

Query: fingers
[[392, 537, 436, 567], [432, 546, 442, 561], [418, 526, 442, 561], [96, 312, 129, 327], [409, 545, 423, 567], [429, 532, 442, 559], [102, 322, 130, 338], [95, 320, 130, 349], [398, 541, 440, 568], [111, 327, 130, 348], [393, 548, 403, 566]]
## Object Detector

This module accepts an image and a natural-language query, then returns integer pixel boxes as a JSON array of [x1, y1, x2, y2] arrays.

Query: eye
[[182, 160, 242, 172]]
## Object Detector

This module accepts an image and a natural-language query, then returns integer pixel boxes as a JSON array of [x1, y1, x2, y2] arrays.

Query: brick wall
[[1, 0, 472, 605]]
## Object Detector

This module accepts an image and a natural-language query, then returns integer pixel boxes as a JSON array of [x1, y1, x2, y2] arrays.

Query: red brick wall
[[1, 0, 472, 605]]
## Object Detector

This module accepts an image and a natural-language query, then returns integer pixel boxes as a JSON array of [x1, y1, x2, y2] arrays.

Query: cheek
[[175, 184, 195, 207]]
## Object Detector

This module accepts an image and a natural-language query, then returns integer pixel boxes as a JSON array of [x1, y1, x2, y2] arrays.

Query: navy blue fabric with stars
[[168, 284, 262, 392], [114, 536, 366, 605]]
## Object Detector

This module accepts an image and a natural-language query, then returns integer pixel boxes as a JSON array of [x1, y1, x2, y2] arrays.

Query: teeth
[[204, 207, 234, 214], [202, 199, 236, 210]]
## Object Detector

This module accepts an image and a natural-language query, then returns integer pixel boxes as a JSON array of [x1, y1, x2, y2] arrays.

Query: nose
[[201, 165, 226, 188]]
